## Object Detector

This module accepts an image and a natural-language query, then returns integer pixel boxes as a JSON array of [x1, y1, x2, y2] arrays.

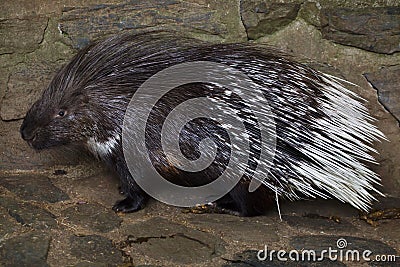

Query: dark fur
[[21, 32, 361, 216]]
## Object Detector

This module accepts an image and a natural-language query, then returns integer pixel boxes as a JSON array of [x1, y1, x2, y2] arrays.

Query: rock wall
[[0, 0, 399, 195]]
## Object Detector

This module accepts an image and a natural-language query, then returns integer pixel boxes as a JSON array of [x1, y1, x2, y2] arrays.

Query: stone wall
[[0, 0, 399, 195]]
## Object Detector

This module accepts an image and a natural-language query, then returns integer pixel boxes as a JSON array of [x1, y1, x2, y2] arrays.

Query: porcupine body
[[20, 32, 385, 216]]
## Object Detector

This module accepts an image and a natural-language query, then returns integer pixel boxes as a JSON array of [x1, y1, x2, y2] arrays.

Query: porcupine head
[[19, 60, 121, 154]]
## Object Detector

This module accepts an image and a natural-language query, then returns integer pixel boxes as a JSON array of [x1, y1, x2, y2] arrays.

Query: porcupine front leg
[[111, 157, 149, 213]]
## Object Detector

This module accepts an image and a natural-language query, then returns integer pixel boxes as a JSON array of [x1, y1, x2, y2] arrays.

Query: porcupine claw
[[112, 195, 148, 213]]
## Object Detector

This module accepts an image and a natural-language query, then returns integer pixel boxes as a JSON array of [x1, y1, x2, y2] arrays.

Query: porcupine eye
[[56, 110, 66, 117]]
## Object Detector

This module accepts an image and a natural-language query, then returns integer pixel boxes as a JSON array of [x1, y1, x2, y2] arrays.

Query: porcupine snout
[[20, 118, 37, 143]]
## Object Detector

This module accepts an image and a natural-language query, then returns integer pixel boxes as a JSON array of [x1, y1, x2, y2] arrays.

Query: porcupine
[[20, 32, 385, 216]]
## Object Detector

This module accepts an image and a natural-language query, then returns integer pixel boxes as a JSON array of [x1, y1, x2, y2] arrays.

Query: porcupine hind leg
[[215, 183, 275, 216], [186, 183, 275, 216], [111, 158, 149, 213]]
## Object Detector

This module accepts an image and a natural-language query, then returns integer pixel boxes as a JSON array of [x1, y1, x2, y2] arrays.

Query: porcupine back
[[26, 32, 385, 211]]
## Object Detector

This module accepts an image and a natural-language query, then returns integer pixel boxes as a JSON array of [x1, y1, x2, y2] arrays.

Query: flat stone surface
[[0, 196, 57, 229], [122, 216, 226, 264], [281, 199, 359, 218], [61, 203, 122, 233], [283, 215, 357, 233], [0, 0, 116, 19], [320, 7, 400, 54], [74, 262, 110, 267], [0, 16, 48, 54], [69, 234, 122, 264], [59, 0, 245, 49], [187, 213, 279, 244], [240, 1, 301, 40], [224, 250, 347, 266], [364, 65, 400, 125], [375, 220, 400, 246], [0, 231, 51, 266], [371, 196, 400, 210], [0, 61, 60, 120], [67, 172, 122, 208], [0, 174, 70, 203], [280, 200, 360, 234], [0, 206, 20, 237]]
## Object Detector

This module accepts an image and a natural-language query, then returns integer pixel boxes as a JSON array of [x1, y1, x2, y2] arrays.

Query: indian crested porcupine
[[20, 32, 385, 216]]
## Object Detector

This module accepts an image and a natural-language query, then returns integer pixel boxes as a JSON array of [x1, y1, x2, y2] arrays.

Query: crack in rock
[[127, 232, 211, 249], [363, 68, 400, 126]]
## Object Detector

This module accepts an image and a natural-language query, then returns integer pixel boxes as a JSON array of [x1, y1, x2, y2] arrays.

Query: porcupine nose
[[20, 120, 36, 141]]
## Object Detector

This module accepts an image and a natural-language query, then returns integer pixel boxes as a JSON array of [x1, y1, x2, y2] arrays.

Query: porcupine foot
[[112, 194, 148, 213]]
